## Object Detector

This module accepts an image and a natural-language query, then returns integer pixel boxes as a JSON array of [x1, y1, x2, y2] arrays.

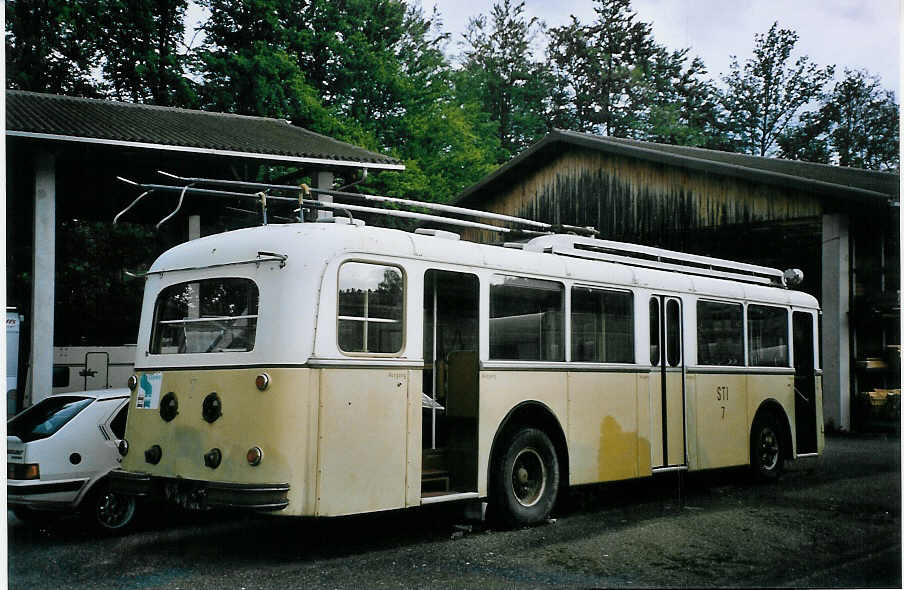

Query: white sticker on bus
[[136, 372, 163, 409]]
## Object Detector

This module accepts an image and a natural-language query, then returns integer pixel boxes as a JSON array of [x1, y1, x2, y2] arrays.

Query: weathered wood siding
[[462, 148, 825, 243]]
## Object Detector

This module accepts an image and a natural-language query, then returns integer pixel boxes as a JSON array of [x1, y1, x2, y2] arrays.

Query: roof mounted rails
[[525, 235, 789, 287], [114, 171, 599, 238]]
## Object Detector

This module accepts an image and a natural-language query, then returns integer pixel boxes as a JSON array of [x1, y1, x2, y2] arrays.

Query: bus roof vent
[[414, 228, 460, 240], [525, 235, 787, 287]]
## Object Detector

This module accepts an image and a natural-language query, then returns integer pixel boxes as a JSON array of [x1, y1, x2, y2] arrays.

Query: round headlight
[[246, 446, 263, 466], [118, 439, 129, 457], [127, 374, 138, 391]]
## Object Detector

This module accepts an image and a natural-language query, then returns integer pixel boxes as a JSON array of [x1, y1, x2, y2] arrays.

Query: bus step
[[421, 469, 450, 493]]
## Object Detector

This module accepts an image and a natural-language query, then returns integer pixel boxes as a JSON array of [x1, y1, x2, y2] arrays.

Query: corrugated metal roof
[[6, 90, 404, 170], [457, 129, 898, 206]]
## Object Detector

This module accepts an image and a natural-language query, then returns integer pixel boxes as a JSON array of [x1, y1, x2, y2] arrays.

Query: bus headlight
[[246, 446, 263, 466], [127, 374, 138, 391], [118, 439, 129, 456]]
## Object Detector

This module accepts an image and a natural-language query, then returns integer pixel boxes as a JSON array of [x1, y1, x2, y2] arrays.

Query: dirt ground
[[7, 433, 901, 589]]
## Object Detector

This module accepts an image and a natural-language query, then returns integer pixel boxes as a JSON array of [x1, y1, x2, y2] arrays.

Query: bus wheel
[[491, 427, 559, 527], [751, 413, 784, 481]]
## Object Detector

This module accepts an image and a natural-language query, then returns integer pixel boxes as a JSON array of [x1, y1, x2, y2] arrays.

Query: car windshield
[[8, 396, 93, 442]]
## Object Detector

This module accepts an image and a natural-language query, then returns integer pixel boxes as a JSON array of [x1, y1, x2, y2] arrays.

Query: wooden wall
[[461, 148, 824, 245]]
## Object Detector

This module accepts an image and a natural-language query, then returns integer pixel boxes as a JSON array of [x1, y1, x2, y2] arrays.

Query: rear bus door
[[649, 296, 687, 468]]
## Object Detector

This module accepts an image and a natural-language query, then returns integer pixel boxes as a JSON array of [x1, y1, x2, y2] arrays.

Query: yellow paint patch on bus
[[597, 415, 648, 482]]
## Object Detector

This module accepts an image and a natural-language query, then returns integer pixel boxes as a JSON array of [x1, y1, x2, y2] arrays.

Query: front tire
[[751, 413, 785, 481], [85, 481, 137, 533], [491, 427, 559, 527]]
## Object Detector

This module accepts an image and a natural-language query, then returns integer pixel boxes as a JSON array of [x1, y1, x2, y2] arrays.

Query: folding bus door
[[649, 296, 687, 468], [793, 311, 818, 455]]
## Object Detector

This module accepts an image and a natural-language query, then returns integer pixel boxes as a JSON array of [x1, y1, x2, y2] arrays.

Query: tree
[[6, 0, 103, 96], [822, 69, 899, 170], [545, 0, 726, 148], [547, 0, 659, 137], [776, 109, 831, 163], [777, 69, 899, 170], [456, 0, 556, 160], [195, 0, 330, 129], [722, 22, 834, 156], [97, 0, 197, 107]]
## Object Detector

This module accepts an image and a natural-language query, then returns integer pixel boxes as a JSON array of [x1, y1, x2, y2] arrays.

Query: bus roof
[[149, 222, 819, 309]]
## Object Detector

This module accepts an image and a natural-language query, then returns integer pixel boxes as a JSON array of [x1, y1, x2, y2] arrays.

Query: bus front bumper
[[109, 469, 289, 511]]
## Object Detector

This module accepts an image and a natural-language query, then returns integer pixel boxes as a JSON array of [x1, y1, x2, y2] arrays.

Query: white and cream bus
[[111, 178, 822, 527]]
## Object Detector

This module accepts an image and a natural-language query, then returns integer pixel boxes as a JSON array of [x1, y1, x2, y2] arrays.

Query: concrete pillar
[[315, 170, 334, 221], [821, 213, 851, 431], [27, 152, 56, 406]]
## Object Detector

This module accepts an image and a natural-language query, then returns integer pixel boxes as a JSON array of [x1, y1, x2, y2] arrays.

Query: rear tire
[[491, 427, 559, 527], [751, 412, 785, 481], [84, 481, 137, 533]]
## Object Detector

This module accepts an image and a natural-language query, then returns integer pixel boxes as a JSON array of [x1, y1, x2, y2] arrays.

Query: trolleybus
[[111, 174, 822, 526]]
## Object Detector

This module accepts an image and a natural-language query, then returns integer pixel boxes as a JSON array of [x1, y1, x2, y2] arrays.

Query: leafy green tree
[[776, 109, 831, 163], [721, 22, 834, 156], [97, 0, 197, 107], [364, 4, 499, 204], [6, 0, 103, 96], [456, 0, 556, 160], [822, 69, 899, 170]]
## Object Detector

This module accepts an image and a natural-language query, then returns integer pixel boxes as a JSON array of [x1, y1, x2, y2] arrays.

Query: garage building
[[455, 129, 900, 432]]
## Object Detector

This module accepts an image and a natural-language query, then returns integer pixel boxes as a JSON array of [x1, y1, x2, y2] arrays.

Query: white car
[[7, 388, 138, 532]]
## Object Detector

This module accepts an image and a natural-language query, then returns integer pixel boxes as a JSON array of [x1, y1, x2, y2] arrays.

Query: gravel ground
[[7, 433, 900, 589]]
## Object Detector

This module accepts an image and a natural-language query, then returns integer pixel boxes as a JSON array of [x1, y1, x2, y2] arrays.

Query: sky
[[426, 0, 901, 94]]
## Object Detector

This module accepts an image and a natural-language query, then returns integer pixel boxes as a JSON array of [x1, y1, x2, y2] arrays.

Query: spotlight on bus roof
[[783, 268, 804, 287]]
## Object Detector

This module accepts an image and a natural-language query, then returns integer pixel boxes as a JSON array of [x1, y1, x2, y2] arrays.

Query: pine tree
[[457, 0, 555, 160], [195, 0, 328, 127]]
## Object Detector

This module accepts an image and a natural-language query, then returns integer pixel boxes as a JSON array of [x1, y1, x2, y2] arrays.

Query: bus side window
[[337, 262, 405, 354], [748, 305, 789, 367], [697, 301, 743, 366], [489, 275, 564, 361], [649, 298, 660, 366], [571, 287, 634, 363]]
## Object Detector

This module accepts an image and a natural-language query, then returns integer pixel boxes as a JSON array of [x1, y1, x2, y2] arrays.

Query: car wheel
[[491, 427, 559, 527], [751, 412, 784, 481], [87, 481, 137, 532]]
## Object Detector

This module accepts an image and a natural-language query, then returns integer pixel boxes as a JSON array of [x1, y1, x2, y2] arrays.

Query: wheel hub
[[511, 447, 546, 508]]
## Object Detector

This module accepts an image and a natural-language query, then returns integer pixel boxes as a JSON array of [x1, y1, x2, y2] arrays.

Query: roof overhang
[[457, 130, 897, 207], [7, 131, 407, 171]]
